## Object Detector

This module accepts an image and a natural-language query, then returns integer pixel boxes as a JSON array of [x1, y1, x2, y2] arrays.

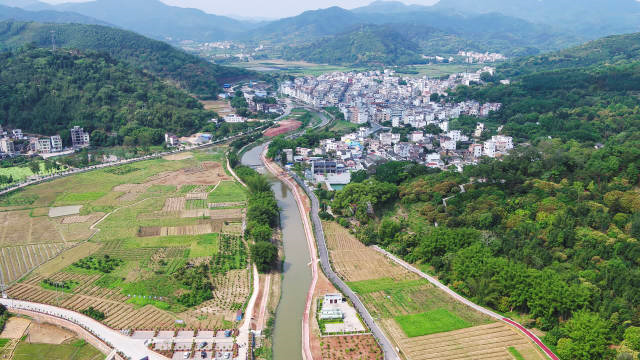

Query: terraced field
[[324, 220, 545, 360], [1, 149, 252, 331], [0, 243, 72, 284]]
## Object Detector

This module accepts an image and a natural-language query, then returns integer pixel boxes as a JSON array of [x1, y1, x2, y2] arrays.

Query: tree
[[624, 326, 640, 351], [251, 241, 278, 273], [556, 311, 613, 360], [249, 224, 272, 243], [28, 161, 40, 174], [350, 170, 369, 183]]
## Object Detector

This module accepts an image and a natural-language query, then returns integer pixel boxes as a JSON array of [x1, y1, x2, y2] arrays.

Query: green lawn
[[0, 338, 9, 347], [13, 340, 103, 360], [208, 181, 247, 203], [395, 309, 472, 337], [347, 278, 427, 294], [508, 347, 526, 360]]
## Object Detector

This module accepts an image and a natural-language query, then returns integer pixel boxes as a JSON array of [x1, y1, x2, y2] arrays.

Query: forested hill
[[282, 25, 426, 66], [327, 33, 640, 360], [0, 20, 253, 99], [446, 31, 640, 144], [0, 48, 216, 144], [497, 32, 640, 77]]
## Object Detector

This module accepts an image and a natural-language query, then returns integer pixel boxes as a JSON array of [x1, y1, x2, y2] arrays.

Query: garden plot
[[209, 202, 245, 208], [138, 223, 216, 237], [320, 334, 381, 360], [383, 320, 544, 360], [0, 243, 70, 284], [185, 192, 208, 200], [323, 221, 419, 282], [48, 205, 82, 218], [60, 214, 99, 224], [163, 197, 186, 212], [146, 161, 232, 186], [208, 208, 243, 220], [0, 211, 63, 247]]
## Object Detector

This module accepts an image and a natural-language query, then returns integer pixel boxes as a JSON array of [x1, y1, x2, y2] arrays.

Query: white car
[[184, 352, 191, 359]]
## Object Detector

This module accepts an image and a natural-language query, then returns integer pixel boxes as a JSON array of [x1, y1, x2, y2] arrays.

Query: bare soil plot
[[0, 318, 31, 339], [323, 221, 419, 282], [0, 211, 63, 246], [163, 152, 193, 161], [209, 202, 245, 208], [180, 209, 211, 218], [320, 335, 382, 360], [112, 184, 151, 193], [146, 161, 231, 187], [163, 197, 186, 212], [26, 323, 75, 344], [48, 206, 82, 218], [264, 120, 302, 137], [209, 208, 243, 220], [221, 222, 242, 234], [61, 215, 98, 224], [383, 320, 544, 360]]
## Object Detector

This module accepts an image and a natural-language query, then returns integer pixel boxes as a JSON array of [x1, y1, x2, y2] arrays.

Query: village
[[279, 67, 514, 189]]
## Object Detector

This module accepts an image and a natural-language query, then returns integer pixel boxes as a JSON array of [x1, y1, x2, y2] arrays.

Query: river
[[241, 143, 311, 360]]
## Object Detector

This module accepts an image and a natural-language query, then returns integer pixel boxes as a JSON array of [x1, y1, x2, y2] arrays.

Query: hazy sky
[[39, 0, 440, 18]]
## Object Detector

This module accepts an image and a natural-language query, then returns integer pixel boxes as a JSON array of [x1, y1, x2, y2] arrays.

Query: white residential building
[[50, 135, 63, 152], [70, 126, 90, 147], [0, 137, 14, 153], [224, 114, 246, 123], [37, 138, 51, 153], [410, 131, 424, 143]]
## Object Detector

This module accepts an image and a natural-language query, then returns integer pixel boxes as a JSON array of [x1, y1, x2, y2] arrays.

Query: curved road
[[373, 246, 560, 360], [0, 298, 167, 360]]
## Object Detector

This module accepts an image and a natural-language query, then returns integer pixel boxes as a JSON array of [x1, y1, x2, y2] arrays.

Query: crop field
[[320, 334, 382, 360], [2, 149, 252, 330], [324, 220, 543, 360], [0, 243, 72, 284], [208, 181, 247, 203], [13, 339, 103, 360], [323, 221, 419, 282]]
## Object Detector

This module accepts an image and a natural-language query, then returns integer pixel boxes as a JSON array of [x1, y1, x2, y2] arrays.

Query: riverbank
[[260, 149, 319, 360]]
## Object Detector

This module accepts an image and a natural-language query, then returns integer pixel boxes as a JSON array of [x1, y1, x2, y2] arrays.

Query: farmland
[[324, 220, 545, 360], [1, 148, 253, 331]]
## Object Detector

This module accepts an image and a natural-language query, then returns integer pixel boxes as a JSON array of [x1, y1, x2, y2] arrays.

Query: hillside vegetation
[[0, 20, 253, 98], [282, 25, 426, 66], [329, 31, 640, 360], [0, 47, 216, 144]]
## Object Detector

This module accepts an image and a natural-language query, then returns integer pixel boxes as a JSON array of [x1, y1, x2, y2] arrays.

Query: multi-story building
[[50, 135, 63, 152], [70, 126, 90, 147], [0, 137, 14, 154], [37, 138, 51, 153]]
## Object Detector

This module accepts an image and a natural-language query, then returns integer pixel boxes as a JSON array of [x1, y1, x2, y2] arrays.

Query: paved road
[[372, 246, 560, 360], [287, 172, 401, 360], [0, 124, 270, 197], [0, 298, 167, 360]]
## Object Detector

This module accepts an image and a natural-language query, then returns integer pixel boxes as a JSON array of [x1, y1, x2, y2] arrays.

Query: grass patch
[[208, 181, 247, 203], [0, 191, 38, 207], [347, 278, 426, 294], [126, 297, 172, 310], [148, 185, 176, 194], [13, 340, 103, 360], [0, 338, 10, 347], [56, 191, 107, 204], [395, 309, 472, 337], [508, 347, 525, 360]]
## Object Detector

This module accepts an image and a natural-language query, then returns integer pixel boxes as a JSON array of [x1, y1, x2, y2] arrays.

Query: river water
[[241, 143, 311, 360]]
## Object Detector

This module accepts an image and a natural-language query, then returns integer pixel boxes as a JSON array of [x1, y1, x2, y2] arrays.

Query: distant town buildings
[[458, 51, 507, 63], [224, 114, 246, 123], [0, 137, 14, 154]]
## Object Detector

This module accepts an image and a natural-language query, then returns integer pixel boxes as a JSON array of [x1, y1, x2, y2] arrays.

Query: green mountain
[[0, 20, 253, 98], [497, 32, 640, 77], [434, 0, 640, 38], [282, 25, 426, 66], [0, 47, 216, 144], [29, 0, 259, 41], [0, 4, 108, 25], [329, 30, 640, 360]]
